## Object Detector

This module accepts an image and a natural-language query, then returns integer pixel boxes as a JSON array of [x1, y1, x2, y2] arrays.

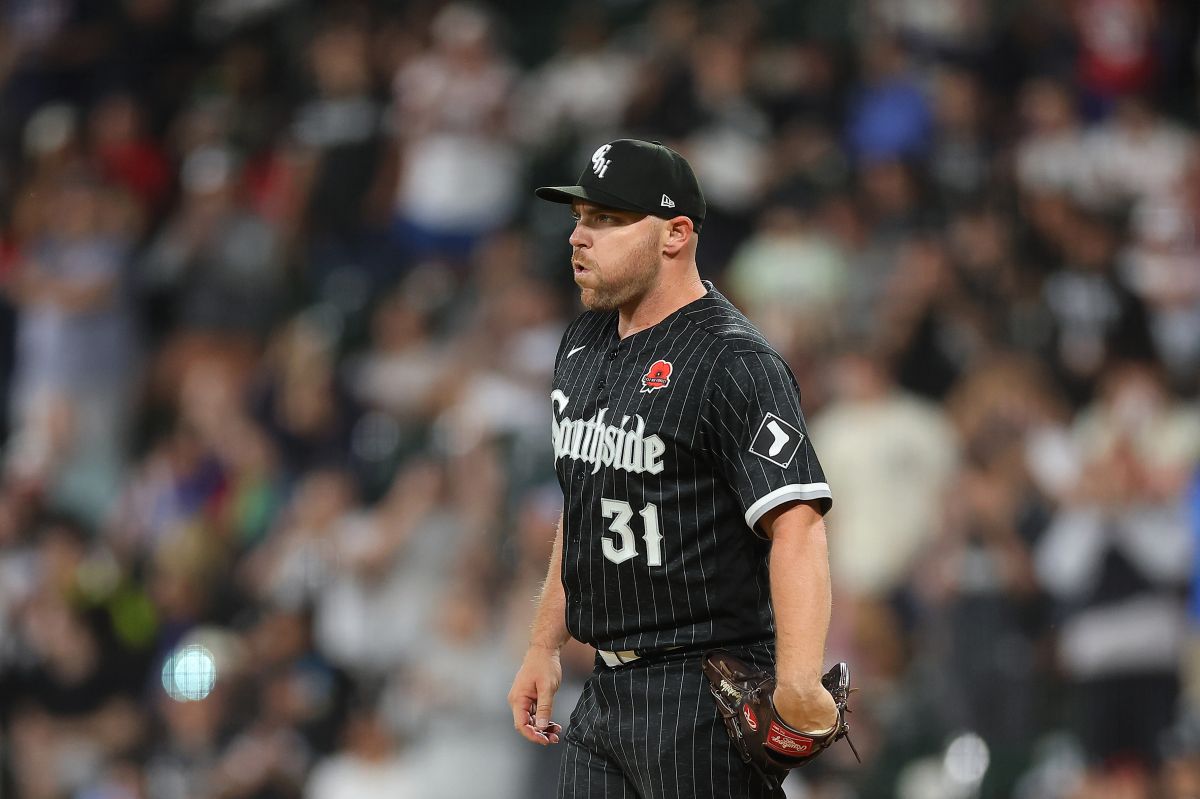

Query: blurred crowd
[[0, 0, 1199, 797]]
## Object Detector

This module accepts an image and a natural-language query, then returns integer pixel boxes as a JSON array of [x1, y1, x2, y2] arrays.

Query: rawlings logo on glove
[[703, 651, 858, 790], [766, 722, 814, 755]]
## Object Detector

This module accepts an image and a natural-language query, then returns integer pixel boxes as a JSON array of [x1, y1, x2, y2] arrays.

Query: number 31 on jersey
[[600, 498, 663, 566]]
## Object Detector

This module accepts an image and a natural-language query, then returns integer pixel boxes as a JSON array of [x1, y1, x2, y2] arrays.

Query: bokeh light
[[944, 731, 990, 786], [161, 644, 218, 702]]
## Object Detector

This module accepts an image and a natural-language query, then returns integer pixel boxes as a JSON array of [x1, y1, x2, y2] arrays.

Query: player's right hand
[[508, 645, 564, 746]]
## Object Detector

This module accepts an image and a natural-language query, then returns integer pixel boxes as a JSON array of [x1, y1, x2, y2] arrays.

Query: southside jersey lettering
[[550, 396, 665, 475], [552, 283, 833, 653]]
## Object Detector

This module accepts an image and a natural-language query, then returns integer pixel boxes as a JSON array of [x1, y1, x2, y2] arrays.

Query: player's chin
[[579, 289, 615, 312]]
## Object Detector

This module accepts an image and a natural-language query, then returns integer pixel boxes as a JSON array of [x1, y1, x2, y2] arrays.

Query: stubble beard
[[578, 234, 661, 312]]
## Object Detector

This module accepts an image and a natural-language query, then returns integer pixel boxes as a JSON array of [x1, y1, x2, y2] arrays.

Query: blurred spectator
[[344, 286, 447, 426], [725, 195, 849, 354], [203, 37, 286, 161], [0, 1, 118, 128], [767, 118, 848, 201], [11, 103, 87, 243], [1122, 145, 1200, 393], [390, 583, 526, 798], [389, 3, 520, 262], [946, 207, 1036, 348], [143, 680, 229, 799], [88, 92, 171, 225], [111, 354, 281, 561], [920, 357, 1065, 794], [620, 1, 703, 139], [4, 170, 137, 523], [8, 596, 143, 799], [835, 159, 930, 354], [305, 703, 415, 799], [866, 0, 990, 57], [307, 459, 469, 675], [514, 8, 639, 149], [242, 469, 354, 614], [1083, 94, 1193, 208], [110, 420, 228, 564], [859, 157, 926, 238], [846, 36, 932, 164], [878, 235, 989, 398], [927, 68, 993, 202], [1038, 209, 1156, 405], [197, 614, 327, 799], [682, 31, 772, 218], [813, 349, 958, 600], [139, 146, 284, 343], [1015, 78, 1092, 204], [290, 14, 392, 292], [241, 607, 347, 753], [427, 239, 563, 468], [108, 0, 199, 134], [174, 356, 284, 549], [251, 316, 358, 481], [1071, 0, 1159, 104], [1036, 363, 1198, 767]]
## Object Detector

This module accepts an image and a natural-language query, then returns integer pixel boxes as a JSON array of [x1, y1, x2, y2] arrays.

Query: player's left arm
[[760, 500, 839, 733], [702, 348, 838, 731]]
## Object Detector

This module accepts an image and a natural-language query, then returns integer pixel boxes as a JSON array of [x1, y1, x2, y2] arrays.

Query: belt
[[597, 645, 685, 668]]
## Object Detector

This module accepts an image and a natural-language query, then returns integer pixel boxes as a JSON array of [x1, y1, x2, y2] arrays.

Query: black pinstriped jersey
[[551, 282, 833, 652]]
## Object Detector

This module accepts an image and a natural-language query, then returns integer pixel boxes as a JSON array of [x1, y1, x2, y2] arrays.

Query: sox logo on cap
[[592, 144, 612, 178]]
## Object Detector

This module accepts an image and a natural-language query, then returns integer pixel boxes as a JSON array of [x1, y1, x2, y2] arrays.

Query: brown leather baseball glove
[[704, 650, 857, 790]]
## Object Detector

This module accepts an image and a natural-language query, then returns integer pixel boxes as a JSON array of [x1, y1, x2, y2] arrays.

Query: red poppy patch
[[640, 359, 673, 393]]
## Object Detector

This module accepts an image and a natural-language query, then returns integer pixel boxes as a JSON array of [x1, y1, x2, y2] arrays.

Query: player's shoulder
[[680, 285, 780, 360]]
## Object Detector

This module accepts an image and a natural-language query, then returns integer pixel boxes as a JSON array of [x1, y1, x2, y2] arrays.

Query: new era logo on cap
[[534, 139, 706, 231]]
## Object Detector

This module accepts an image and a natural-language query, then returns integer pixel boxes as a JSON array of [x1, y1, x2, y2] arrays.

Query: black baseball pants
[[555, 642, 783, 799]]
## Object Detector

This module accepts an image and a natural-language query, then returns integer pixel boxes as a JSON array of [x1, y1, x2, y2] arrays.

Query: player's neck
[[616, 269, 706, 339]]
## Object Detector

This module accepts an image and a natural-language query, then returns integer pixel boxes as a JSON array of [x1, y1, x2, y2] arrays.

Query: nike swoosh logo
[[567, 345, 587, 358], [766, 420, 790, 457]]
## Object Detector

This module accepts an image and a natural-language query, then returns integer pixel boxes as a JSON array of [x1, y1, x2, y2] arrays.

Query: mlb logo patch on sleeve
[[748, 413, 804, 468]]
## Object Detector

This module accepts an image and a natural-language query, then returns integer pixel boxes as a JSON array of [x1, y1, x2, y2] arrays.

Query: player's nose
[[569, 221, 590, 248]]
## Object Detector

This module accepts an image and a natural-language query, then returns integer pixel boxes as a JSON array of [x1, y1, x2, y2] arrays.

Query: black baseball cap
[[536, 139, 705, 231]]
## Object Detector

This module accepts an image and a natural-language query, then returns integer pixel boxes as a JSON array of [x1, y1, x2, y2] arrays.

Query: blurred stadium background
[[0, 0, 1199, 797]]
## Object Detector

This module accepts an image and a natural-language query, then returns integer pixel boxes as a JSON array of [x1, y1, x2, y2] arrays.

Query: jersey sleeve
[[702, 349, 832, 536]]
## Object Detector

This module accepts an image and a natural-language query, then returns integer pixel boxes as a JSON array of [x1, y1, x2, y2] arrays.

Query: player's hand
[[772, 681, 840, 733], [508, 644, 564, 746]]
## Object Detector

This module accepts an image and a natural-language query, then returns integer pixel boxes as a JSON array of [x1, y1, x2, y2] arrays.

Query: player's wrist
[[527, 640, 563, 656], [771, 684, 838, 734], [774, 668, 825, 695]]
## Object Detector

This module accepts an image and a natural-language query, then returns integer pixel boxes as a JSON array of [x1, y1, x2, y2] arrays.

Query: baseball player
[[507, 139, 840, 798]]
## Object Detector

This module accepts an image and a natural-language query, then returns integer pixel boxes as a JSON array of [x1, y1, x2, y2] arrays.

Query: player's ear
[[662, 216, 695, 258]]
